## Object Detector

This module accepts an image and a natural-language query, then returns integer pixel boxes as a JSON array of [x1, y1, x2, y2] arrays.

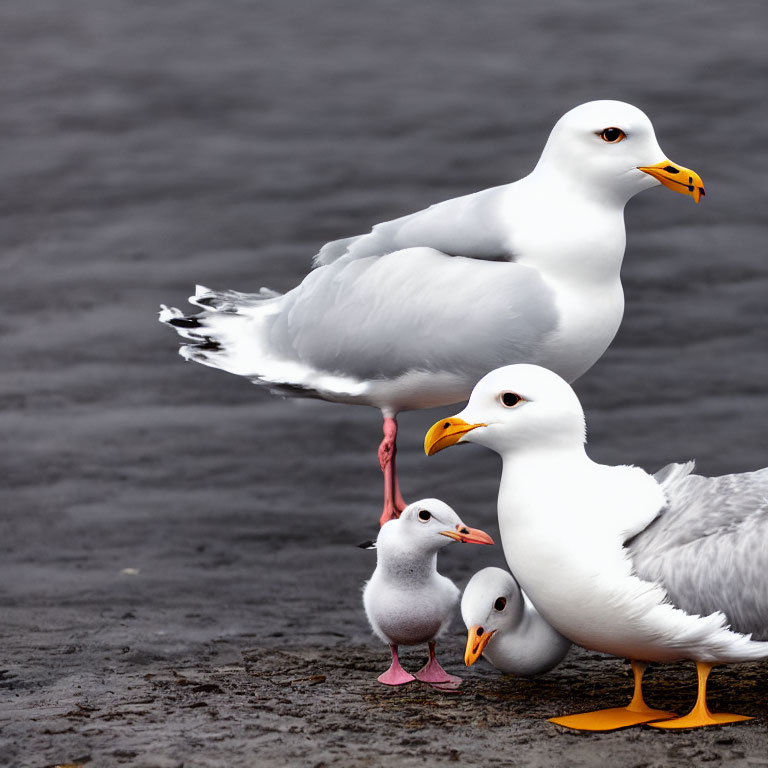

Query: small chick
[[462, 567, 571, 676], [363, 499, 494, 687]]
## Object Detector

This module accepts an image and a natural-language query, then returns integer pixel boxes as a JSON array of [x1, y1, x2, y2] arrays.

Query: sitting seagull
[[160, 100, 705, 526], [426, 364, 768, 730], [362, 499, 493, 688], [461, 566, 571, 676]]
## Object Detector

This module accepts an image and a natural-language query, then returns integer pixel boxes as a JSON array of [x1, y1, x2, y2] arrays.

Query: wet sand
[[1, 1, 768, 765]]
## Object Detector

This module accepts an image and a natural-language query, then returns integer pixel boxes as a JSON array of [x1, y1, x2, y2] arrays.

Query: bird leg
[[648, 661, 753, 729], [379, 416, 407, 527], [391, 449, 407, 512], [414, 641, 462, 688], [377, 644, 415, 686], [549, 660, 676, 731]]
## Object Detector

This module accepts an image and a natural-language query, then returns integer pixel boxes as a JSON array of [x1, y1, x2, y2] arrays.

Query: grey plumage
[[161, 250, 559, 409], [313, 185, 514, 267], [265, 250, 558, 383], [628, 462, 768, 641]]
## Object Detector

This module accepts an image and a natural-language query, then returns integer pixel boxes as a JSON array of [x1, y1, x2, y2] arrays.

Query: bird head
[[536, 100, 705, 205], [461, 567, 525, 666], [424, 364, 586, 459], [380, 499, 494, 552]]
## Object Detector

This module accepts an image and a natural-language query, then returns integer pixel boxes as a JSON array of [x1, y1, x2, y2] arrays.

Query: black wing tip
[[198, 338, 222, 352], [169, 317, 203, 329]]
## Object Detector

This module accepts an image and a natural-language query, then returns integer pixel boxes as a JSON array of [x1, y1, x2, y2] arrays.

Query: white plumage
[[362, 499, 493, 687], [426, 364, 768, 728], [461, 566, 571, 676], [160, 100, 704, 524]]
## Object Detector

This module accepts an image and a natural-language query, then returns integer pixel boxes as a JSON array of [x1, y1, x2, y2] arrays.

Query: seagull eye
[[494, 597, 507, 612], [418, 510, 432, 522], [500, 392, 522, 408], [599, 127, 626, 143]]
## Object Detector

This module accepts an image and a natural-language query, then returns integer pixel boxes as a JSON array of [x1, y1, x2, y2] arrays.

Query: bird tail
[[160, 283, 365, 400], [159, 284, 282, 374], [187, 284, 282, 312]]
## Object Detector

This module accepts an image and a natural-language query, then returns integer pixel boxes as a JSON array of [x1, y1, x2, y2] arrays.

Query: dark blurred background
[[1, 1, 767, 763]]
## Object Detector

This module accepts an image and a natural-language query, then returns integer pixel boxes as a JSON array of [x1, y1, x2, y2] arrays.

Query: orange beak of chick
[[440, 524, 494, 546], [465, 625, 496, 666]]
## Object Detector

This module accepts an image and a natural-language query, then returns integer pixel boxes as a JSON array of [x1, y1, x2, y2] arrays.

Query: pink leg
[[377, 645, 415, 686], [414, 641, 462, 687], [379, 416, 407, 527], [391, 448, 407, 513]]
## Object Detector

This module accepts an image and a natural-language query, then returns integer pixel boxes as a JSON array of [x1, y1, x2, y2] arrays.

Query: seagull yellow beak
[[465, 625, 496, 666], [424, 416, 486, 456], [439, 524, 494, 546], [637, 159, 706, 203]]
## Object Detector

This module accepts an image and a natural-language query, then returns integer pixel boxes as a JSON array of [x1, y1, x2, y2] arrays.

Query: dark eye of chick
[[418, 509, 432, 522], [494, 597, 507, 612], [599, 127, 626, 143], [500, 392, 522, 408]]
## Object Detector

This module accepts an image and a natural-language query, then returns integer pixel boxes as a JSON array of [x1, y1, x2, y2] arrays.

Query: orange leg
[[648, 662, 753, 729], [550, 660, 677, 731]]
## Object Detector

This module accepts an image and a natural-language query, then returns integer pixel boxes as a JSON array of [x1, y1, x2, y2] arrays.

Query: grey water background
[[1, 0, 767, 765]]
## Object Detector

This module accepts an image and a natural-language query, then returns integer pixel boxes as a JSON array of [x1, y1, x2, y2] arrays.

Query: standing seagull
[[426, 364, 768, 730], [461, 566, 571, 676], [160, 100, 705, 526], [363, 499, 493, 688]]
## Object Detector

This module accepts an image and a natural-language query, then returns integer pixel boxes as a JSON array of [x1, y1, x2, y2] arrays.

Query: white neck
[[376, 540, 439, 585], [496, 444, 663, 546], [499, 441, 591, 478], [497, 172, 630, 382], [508, 172, 627, 290], [485, 594, 571, 676]]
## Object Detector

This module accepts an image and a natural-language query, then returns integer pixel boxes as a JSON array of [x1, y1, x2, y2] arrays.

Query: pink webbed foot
[[378, 666, 416, 686], [415, 659, 462, 686], [378, 645, 415, 686], [414, 642, 462, 687]]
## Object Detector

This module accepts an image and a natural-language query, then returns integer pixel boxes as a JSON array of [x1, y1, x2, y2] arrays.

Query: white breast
[[363, 570, 459, 647], [508, 188, 627, 382], [497, 459, 768, 663]]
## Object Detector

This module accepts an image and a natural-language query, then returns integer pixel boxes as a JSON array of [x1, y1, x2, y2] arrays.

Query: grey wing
[[629, 465, 768, 639], [269, 248, 559, 383], [313, 184, 515, 266]]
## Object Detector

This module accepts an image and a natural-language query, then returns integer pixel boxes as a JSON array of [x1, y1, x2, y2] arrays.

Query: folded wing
[[314, 185, 516, 267], [629, 465, 768, 640]]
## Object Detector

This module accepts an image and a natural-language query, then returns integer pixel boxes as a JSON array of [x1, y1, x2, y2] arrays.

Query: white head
[[535, 100, 705, 206], [376, 498, 494, 556], [461, 567, 525, 665], [425, 364, 586, 458]]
